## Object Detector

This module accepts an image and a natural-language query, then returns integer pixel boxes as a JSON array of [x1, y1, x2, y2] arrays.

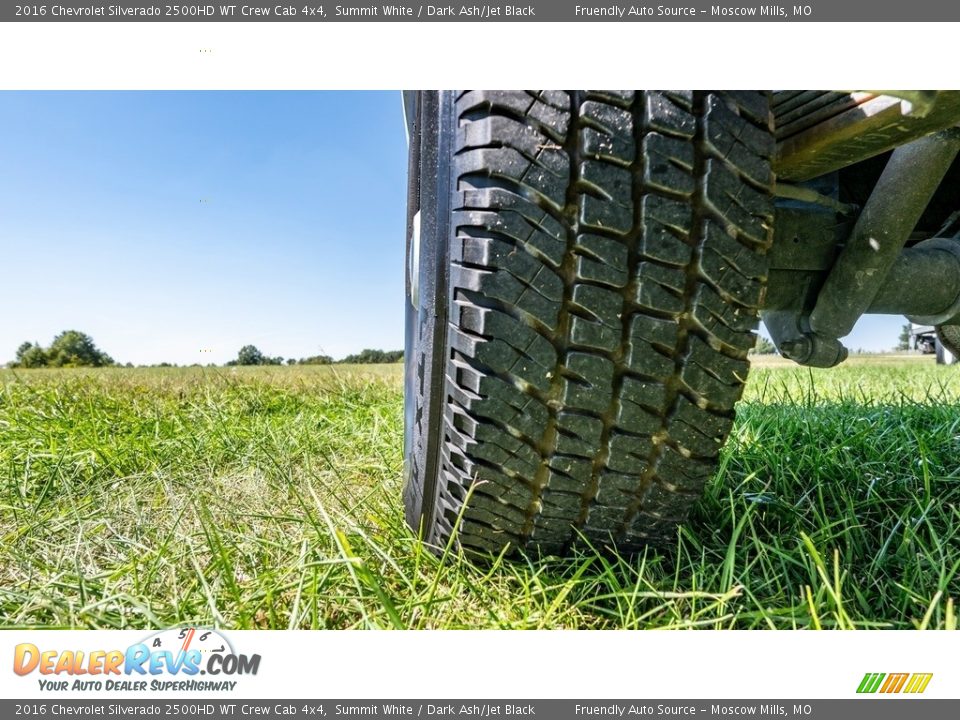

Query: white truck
[[911, 324, 957, 364]]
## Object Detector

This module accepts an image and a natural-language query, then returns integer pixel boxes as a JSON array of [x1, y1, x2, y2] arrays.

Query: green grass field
[[1, 356, 958, 629]]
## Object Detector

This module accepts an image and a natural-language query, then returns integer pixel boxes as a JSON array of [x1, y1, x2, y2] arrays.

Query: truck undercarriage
[[767, 91, 960, 366]]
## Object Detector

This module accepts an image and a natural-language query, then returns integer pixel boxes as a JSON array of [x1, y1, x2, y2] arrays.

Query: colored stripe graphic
[[904, 674, 934, 694], [857, 672, 932, 694], [857, 673, 885, 693], [880, 673, 909, 693]]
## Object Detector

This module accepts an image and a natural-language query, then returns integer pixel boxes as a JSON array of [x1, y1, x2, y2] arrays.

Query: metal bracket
[[808, 130, 960, 341], [903, 238, 960, 326]]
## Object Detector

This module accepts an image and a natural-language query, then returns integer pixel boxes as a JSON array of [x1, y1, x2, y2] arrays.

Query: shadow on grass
[[435, 399, 960, 630]]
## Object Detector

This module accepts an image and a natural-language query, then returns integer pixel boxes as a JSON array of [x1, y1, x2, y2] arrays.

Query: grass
[[0, 357, 958, 630]]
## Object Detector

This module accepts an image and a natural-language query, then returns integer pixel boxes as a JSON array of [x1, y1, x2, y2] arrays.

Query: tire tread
[[419, 90, 774, 553]]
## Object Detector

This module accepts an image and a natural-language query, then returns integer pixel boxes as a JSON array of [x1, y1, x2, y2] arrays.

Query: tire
[[936, 325, 960, 364], [404, 91, 775, 555], [935, 337, 957, 365]]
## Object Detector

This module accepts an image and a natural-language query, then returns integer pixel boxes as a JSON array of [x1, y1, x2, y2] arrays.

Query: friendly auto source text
[[574, 5, 809, 17]]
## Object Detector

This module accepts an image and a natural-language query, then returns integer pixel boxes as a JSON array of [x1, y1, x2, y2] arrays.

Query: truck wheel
[[935, 337, 958, 365], [403, 91, 775, 555], [936, 325, 960, 364]]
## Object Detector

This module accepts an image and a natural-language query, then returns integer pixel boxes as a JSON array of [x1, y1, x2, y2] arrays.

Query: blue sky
[[0, 91, 901, 366], [0, 91, 408, 366]]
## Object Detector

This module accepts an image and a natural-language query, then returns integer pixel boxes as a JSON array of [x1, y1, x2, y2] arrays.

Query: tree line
[[6, 331, 402, 368], [6, 326, 925, 368], [12, 331, 114, 368], [225, 345, 403, 366]]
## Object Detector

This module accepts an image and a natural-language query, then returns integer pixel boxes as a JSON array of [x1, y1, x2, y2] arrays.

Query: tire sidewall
[[403, 92, 455, 539]]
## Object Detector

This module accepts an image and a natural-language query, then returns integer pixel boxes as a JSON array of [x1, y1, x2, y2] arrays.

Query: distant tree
[[751, 337, 777, 355], [227, 345, 285, 366], [339, 349, 404, 364], [46, 330, 114, 367], [299, 354, 334, 365], [235, 345, 265, 366], [897, 324, 912, 351], [13, 342, 47, 368], [287, 358, 297, 365], [9, 331, 113, 368]]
